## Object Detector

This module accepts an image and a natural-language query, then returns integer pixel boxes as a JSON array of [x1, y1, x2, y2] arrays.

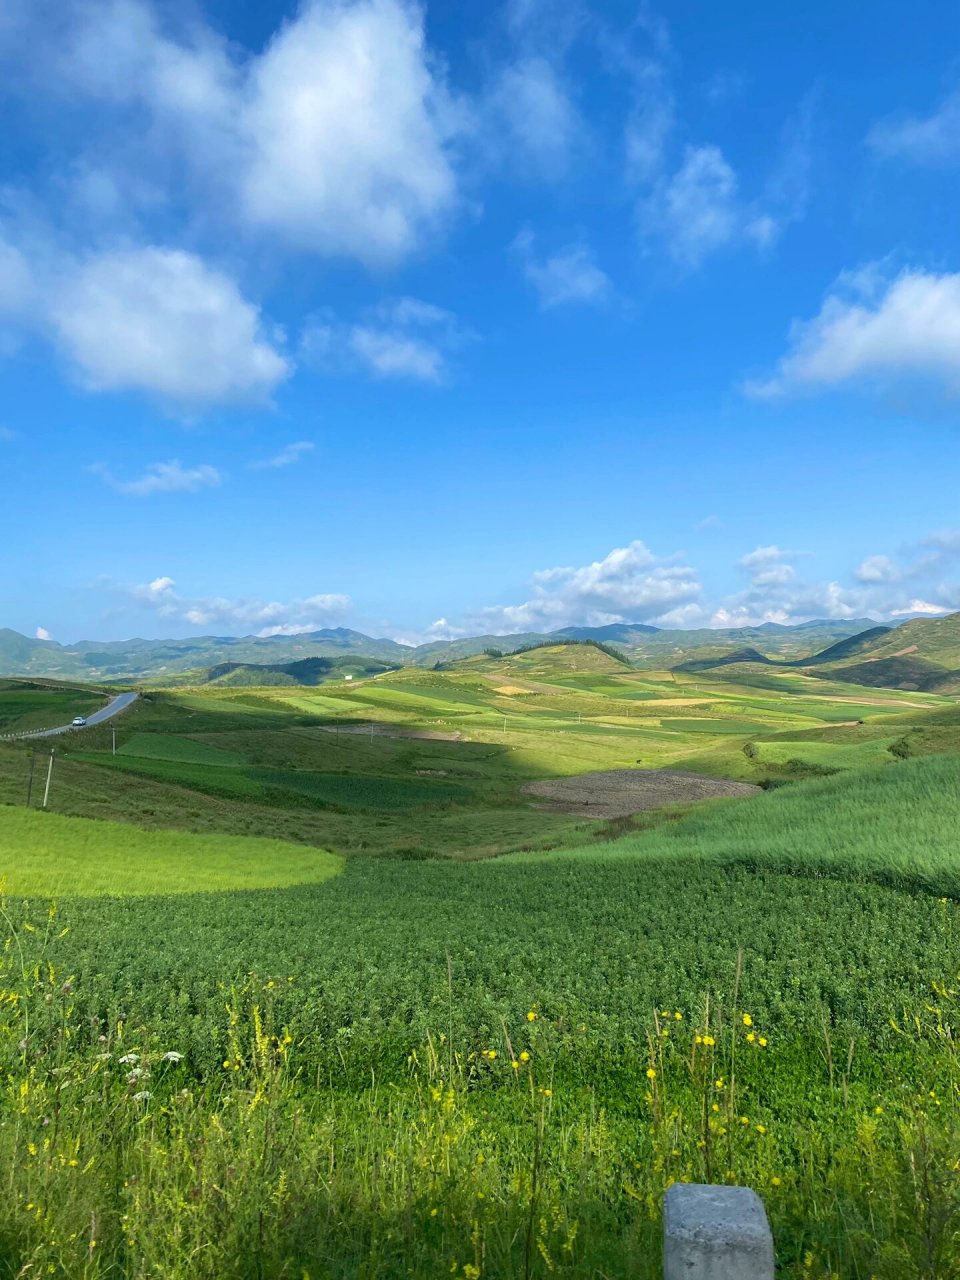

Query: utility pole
[[42, 749, 55, 810], [25, 750, 36, 807]]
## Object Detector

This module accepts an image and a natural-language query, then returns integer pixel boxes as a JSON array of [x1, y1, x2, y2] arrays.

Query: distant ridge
[[0, 616, 884, 683]]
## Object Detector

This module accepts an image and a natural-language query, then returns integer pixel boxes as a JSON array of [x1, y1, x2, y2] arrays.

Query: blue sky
[[1, 0, 959, 643]]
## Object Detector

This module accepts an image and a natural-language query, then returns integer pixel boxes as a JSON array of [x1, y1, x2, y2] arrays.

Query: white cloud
[[2, 0, 461, 268], [711, 534, 960, 627], [35, 626, 52, 641], [889, 599, 953, 617], [240, 0, 459, 263], [51, 247, 290, 408], [302, 297, 463, 383], [390, 616, 471, 646], [855, 555, 900, 584], [0, 231, 291, 410], [640, 145, 776, 267], [251, 441, 315, 470], [127, 576, 351, 634], [476, 540, 702, 633], [93, 459, 222, 497], [714, 546, 866, 627], [748, 267, 960, 399], [513, 230, 610, 308], [868, 90, 960, 166], [738, 545, 799, 588]]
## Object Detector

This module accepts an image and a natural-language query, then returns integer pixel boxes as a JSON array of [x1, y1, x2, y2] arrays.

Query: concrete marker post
[[663, 1183, 774, 1280]]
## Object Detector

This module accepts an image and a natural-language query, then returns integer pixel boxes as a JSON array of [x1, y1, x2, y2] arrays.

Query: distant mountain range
[[0, 617, 886, 683]]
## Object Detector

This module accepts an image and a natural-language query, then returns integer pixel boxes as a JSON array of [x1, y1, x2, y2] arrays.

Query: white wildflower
[[132, 1091, 152, 1103], [161, 1051, 184, 1063], [118, 1053, 139, 1065]]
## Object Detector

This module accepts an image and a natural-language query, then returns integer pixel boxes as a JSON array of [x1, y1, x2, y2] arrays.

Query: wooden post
[[42, 750, 55, 810]]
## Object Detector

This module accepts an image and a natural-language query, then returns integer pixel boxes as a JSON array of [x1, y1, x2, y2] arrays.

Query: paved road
[[26, 691, 139, 739]]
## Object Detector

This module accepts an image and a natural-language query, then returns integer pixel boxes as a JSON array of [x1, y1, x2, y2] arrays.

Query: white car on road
[[71, 716, 87, 727]]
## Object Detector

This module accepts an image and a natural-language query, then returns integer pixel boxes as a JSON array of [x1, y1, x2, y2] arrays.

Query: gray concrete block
[[663, 1183, 774, 1279]]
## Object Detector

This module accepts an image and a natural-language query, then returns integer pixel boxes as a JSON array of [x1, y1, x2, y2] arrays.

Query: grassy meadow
[[0, 648, 958, 1276]]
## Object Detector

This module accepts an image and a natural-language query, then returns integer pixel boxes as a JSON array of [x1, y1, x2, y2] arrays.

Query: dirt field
[[522, 768, 761, 818]]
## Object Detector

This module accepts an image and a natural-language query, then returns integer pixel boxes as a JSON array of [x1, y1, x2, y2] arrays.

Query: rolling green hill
[[201, 656, 398, 686], [808, 612, 960, 692], [670, 614, 960, 694]]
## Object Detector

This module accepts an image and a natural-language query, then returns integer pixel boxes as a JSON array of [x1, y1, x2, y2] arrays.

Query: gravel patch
[[522, 768, 761, 818]]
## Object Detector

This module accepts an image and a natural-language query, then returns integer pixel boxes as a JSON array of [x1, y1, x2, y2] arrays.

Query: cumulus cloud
[[640, 145, 777, 267], [868, 89, 960, 166], [127, 576, 351, 634], [714, 536, 960, 627], [713, 545, 864, 627], [747, 267, 960, 399], [302, 297, 464, 383], [889, 599, 952, 617], [1, 0, 461, 267], [855, 555, 901, 584], [475, 540, 702, 633], [239, 0, 459, 263], [35, 626, 53, 641], [0, 237, 290, 409], [92, 459, 222, 497], [512, 230, 610, 308], [251, 441, 315, 470], [56, 247, 289, 407]]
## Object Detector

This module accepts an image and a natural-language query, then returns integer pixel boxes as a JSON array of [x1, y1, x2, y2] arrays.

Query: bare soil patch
[[522, 768, 760, 818]]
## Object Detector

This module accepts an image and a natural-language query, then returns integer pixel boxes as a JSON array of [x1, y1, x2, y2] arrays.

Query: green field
[[0, 652, 958, 1277], [0, 807, 342, 895]]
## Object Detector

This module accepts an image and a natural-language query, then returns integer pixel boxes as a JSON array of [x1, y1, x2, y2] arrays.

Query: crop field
[[0, 651, 959, 1277]]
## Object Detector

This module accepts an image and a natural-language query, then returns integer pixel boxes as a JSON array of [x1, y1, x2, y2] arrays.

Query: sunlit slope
[[521, 753, 960, 895], [0, 808, 343, 896]]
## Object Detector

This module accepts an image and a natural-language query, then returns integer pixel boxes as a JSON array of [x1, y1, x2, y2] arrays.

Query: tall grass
[[526, 754, 960, 896], [0, 914, 957, 1278]]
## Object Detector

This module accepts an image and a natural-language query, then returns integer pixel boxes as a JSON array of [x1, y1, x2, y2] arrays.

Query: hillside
[[809, 611, 960, 692], [201, 656, 398, 687]]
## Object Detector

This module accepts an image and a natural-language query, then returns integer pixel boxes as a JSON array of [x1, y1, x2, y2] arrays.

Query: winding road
[[25, 691, 139, 739]]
